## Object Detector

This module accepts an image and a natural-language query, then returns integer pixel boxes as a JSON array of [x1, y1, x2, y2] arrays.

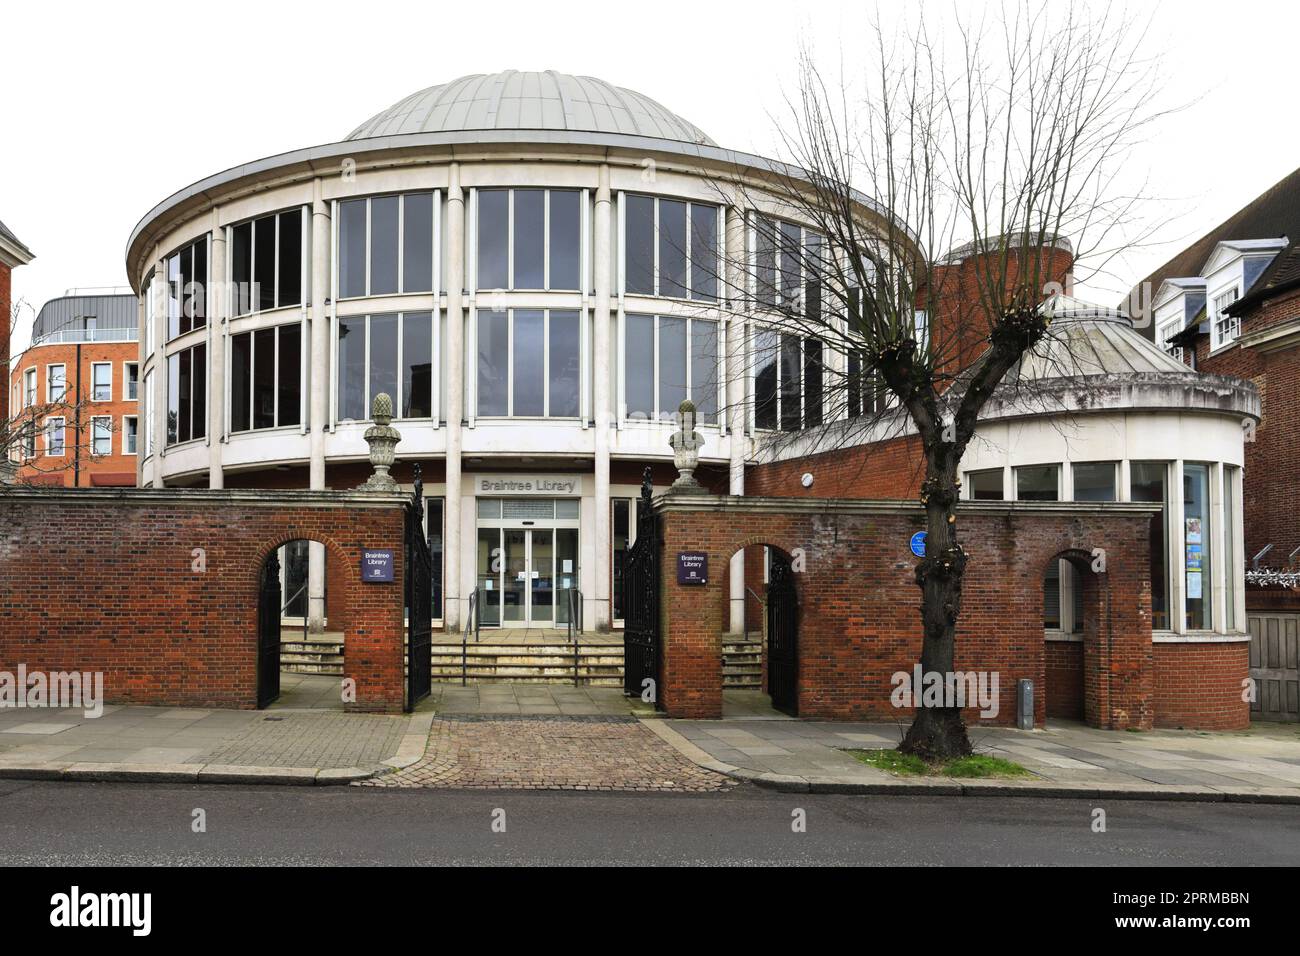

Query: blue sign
[[362, 549, 394, 583], [909, 531, 927, 558]]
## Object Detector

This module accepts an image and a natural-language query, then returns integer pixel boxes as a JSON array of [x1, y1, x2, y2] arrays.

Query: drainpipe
[[73, 341, 82, 488]]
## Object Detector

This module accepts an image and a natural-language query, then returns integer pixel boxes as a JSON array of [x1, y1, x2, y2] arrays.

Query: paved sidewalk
[[655, 717, 1300, 803], [0, 702, 430, 785]]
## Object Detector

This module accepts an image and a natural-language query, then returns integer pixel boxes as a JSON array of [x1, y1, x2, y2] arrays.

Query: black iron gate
[[623, 468, 661, 702], [405, 465, 434, 711], [257, 550, 282, 708], [766, 554, 799, 715]]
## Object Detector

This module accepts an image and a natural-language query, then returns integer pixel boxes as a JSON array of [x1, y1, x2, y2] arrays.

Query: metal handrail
[[461, 587, 481, 686], [281, 583, 309, 646], [567, 588, 583, 686]]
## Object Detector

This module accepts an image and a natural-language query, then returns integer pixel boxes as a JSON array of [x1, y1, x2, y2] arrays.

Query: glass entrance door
[[475, 498, 579, 628]]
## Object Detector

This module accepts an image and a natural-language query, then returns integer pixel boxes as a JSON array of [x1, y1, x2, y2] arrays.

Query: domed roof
[[1015, 293, 1193, 379], [346, 70, 716, 146]]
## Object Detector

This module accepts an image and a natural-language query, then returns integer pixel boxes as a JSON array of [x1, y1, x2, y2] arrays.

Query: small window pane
[[549, 190, 581, 290], [754, 328, 778, 429], [1072, 461, 1116, 501], [369, 196, 399, 296], [626, 313, 655, 420], [968, 469, 1003, 500], [1183, 462, 1212, 630], [254, 216, 276, 311], [779, 222, 801, 306], [232, 222, 253, 314], [625, 195, 655, 295], [513, 190, 545, 289], [278, 324, 302, 428], [755, 218, 777, 307], [513, 310, 545, 416], [549, 310, 580, 418], [1130, 461, 1169, 630], [253, 328, 275, 429], [339, 200, 367, 298], [166, 253, 182, 339], [175, 349, 191, 443], [779, 334, 802, 431], [337, 317, 366, 420], [92, 418, 111, 456], [476, 311, 509, 416], [658, 200, 688, 298], [191, 345, 207, 441], [402, 194, 434, 293], [1016, 464, 1059, 501], [556, 499, 580, 519], [369, 313, 399, 413], [92, 364, 111, 401], [402, 312, 433, 418], [231, 332, 252, 432], [690, 204, 718, 300], [189, 237, 207, 328], [477, 190, 509, 289], [278, 209, 302, 307], [659, 315, 687, 419], [477, 498, 502, 519], [804, 338, 823, 428], [691, 320, 718, 422]]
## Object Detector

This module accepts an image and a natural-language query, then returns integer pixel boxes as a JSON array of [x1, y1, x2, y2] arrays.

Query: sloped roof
[[0, 217, 34, 265], [1013, 293, 1191, 379], [347, 70, 716, 147]]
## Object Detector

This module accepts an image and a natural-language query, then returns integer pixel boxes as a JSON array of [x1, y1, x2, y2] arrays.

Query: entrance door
[[766, 554, 799, 715], [482, 527, 570, 628]]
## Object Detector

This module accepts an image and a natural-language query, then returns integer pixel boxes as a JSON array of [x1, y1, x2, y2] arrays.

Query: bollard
[[1017, 678, 1034, 730]]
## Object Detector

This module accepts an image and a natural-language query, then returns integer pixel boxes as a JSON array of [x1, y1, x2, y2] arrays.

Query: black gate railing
[[766, 554, 799, 716], [257, 550, 282, 708], [622, 468, 661, 702], [405, 465, 434, 711]]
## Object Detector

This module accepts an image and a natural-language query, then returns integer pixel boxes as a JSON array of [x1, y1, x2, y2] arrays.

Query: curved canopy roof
[[347, 70, 716, 146]]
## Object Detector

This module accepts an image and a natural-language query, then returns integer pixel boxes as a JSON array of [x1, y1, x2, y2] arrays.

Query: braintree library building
[[4, 71, 1259, 727]]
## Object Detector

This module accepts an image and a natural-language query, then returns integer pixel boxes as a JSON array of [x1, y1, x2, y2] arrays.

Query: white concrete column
[[725, 205, 748, 634], [592, 165, 613, 631], [444, 165, 465, 630], [307, 183, 331, 632], [150, 256, 167, 489], [136, 293, 148, 487], [207, 213, 225, 490]]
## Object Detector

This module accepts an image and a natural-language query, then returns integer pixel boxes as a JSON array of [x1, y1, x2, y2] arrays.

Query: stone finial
[[668, 399, 707, 495], [358, 392, 402, 493]]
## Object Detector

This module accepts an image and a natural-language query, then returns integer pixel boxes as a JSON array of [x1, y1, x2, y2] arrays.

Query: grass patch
[[845, 749, 1031, 779]]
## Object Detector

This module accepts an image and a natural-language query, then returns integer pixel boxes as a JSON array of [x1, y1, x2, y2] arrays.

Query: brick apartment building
[[7, 291, 140, 487], [1131, 167, 1300, 720]]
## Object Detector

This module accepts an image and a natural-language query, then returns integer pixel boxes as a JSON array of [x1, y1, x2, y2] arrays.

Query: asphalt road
[[0, 778, 1295, 866]]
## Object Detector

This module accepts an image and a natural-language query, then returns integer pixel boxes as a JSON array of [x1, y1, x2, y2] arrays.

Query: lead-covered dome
[[346, 70, 716, 146]]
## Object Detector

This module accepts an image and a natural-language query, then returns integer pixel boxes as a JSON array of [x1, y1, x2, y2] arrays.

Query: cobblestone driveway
[[360, 716, 733, 792]]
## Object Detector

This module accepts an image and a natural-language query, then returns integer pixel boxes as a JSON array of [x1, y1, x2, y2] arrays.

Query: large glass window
[[91, 363, 112, 402], [338, 194, 436, 299], [166, 344, 206, 445], [1183, 462, 1212, 630], [336, 312, 434, 422], [24, 368, 37, 408], [231, 209, 302, 315], [752, 328, 820, 431], [623, 195, 718, 300], [1130, 461, 1170, 630], [1224, 465, 1239, 631], [45, 417, 65, 456], [967, 469, 1004, 500], [124, 362, 139, 401], [476, 309, 581, 418], [143, 370, 154, 457], [476, 189, 582, 291], [123, 416, 138, 455], [1015, 464, 1059, 501], [91, 416, 112, 456], [47, 365, 66, 403], [754, 217, 821, 310], [166, 236, 208, 339], [1072, 461, 1117, 501], [229, 324, 302, 432], [1211, 287, 1240, 350], [624, 314, 717, 423]]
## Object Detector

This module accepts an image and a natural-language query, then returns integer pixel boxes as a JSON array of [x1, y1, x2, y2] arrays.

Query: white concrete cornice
[[653, 493, 1160, 518], [1236, 311, 1300, 354], [0, 231, 34, 269]]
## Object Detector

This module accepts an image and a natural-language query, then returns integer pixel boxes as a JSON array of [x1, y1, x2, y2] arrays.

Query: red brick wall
[[0, 490, 408, 712], [746, 434, 926, 500], [1045, 640, 1085, 719], [656, 498, 1161, 728], [1153, 641, 1250, 730], [0, 262, 11, 428]]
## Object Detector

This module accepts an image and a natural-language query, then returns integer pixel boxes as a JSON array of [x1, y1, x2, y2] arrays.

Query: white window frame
[[143, 370, 154, 458], [91, 362, 112, 402], [473, 187, 586, 293], [1012, 463, 1062, 501], [46, 364, 66, 404], [23, 368, 37, 409], [336, 193, 439, 301], [165, 235, 209, 340], [230, 207, 307, 316], [229, 323, 309, 434], [620, 313, 720, 425], [335, 311, 438, 423], [1157, 317, 1184, 362], [475, 308, 586, 420], [123, 362, 139, 402], [751, 215, 822, 313], [122, 415, 138, 456], [749, 323, 821, 432], [619, 193, 721, 302], [1210, 287, 1240, 351], [45, 416, 66, 456], [90, 415, 112, 456]]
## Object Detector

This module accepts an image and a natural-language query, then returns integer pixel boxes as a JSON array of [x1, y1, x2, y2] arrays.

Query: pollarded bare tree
[[693, 3, 1167, 757]]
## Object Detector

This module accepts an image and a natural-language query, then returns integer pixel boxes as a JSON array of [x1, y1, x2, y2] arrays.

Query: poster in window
[[1187, 572, 1203, 599]]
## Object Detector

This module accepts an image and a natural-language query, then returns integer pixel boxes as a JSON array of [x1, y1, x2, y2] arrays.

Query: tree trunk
[[899, 460, 973, 760]]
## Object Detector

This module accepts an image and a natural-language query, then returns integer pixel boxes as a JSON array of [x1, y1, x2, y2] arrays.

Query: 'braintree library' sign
[[476, 475, 582, 496]]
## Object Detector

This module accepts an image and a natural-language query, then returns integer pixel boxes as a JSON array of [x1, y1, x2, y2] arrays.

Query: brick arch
[[252, 532, 356, 635], [1039, 547, 1102, 724]]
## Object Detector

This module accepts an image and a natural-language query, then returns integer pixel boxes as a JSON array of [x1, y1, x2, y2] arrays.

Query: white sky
[[4, 0, 1298, 353]]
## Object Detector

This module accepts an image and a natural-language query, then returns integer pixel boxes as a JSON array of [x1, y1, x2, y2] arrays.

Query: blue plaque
[[909, 531, 927, 558]]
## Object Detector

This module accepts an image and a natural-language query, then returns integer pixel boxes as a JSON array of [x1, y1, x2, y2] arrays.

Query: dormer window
[[1211, 287, 1240, 350], [1157, 318, 1184, 363]]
